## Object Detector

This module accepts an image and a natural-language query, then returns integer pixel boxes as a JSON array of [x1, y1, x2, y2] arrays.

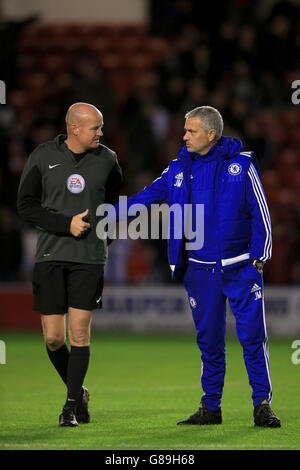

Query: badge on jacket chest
[[67, 174, 86, 193], [228, 163, 242, 176]]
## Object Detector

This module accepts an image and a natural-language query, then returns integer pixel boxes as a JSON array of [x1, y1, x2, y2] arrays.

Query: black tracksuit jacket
[[17, 134, 123, 264]]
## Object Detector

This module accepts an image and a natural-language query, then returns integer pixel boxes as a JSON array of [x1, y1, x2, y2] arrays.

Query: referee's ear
[[67, 123, 79, 137], [73, 124, 80, 136]]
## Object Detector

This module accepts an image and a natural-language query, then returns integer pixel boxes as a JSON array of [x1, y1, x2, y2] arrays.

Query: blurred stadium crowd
[[0, 0, 299, 285]]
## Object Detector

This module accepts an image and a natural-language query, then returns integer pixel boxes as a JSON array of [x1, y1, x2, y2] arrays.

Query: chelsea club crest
[[228, 163, 242, 176]]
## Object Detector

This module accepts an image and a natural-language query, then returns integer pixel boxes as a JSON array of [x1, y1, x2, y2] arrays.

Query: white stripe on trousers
[[262, 284, 273, 403], [248, 164, 272, 261]]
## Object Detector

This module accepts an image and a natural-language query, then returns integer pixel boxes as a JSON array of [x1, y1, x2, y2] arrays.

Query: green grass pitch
[[0, 331, 299, 450]]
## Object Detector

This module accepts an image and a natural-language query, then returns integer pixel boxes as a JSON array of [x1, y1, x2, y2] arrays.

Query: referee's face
[[184, 117, 216, 155], [76, 112, 104, 151]]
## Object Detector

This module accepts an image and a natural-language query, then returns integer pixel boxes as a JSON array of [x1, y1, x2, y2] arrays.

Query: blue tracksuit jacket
[[116, 136, 272, 280]]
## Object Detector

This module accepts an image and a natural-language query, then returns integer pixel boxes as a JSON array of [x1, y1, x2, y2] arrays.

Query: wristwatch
[[252, 259, 265, 271]]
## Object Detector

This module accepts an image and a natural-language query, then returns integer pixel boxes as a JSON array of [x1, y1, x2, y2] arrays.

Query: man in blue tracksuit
[[114, 106, 280, 427]]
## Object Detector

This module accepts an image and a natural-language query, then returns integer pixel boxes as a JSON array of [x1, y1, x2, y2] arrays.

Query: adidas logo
[[174, 172, 183, 187], [251, 283, 261, 293], [251, 283, 262, 300]]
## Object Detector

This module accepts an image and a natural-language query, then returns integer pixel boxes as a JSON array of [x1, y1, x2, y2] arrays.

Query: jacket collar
[[177, 136, 244, 163]]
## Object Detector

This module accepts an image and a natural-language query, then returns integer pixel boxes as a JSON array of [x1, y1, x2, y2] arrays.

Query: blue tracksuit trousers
[[184, 262, 272, 411]]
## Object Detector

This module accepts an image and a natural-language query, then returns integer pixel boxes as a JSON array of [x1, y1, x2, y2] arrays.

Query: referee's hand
[[70, 209, 91, 237]]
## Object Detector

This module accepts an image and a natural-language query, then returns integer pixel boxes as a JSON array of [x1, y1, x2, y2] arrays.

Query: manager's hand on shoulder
[[70, 209, 90, 237]]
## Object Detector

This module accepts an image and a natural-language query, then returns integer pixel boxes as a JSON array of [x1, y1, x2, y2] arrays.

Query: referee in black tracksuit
[[17, 102, 122, 426]]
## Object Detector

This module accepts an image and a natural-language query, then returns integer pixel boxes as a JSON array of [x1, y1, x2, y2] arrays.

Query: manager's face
[[183, 117, 216, 155]]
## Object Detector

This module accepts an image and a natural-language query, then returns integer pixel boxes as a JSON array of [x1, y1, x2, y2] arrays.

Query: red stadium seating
[[15, 23, 167, 107]]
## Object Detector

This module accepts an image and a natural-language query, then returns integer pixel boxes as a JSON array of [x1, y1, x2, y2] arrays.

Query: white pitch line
[[91, 384, 201, 393], [0, 442, 295, 450]]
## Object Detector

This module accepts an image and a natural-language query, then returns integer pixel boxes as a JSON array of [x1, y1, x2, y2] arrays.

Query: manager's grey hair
[[185, 106, 224, 141]]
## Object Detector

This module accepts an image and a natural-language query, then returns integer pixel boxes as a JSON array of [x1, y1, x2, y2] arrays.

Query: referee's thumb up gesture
[[70, 209, 91, 237]]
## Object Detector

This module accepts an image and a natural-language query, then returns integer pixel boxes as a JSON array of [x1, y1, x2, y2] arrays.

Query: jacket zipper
[[213, 159, 225, 271]]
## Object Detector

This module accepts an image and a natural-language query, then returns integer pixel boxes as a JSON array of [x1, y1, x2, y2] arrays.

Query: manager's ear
[[208, 128, 216, 143]]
